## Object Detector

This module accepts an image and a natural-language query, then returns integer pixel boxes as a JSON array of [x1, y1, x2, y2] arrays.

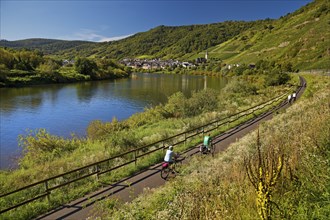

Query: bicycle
[[200, 143, 215, 156], [161, 155, 184, 179]]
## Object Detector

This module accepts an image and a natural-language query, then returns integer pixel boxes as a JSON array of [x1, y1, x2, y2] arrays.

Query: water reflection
[[0, 73, 228, 169], [75, 82, 99, 103]]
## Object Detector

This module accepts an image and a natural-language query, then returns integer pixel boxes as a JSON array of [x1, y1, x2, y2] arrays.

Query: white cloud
[[63, 29, 133, 42], [98, 34, 133, 42]]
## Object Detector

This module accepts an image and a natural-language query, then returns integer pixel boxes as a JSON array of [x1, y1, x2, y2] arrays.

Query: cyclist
[[288, 94, 292, 104], [292, 92, 296, 102], [200, 133, 212, 153], [163, 146, 178, 173], [164, 145, 178, 165]]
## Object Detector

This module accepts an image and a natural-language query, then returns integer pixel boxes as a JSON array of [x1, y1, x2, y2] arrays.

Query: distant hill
[[198, 0, 330, 70], [0, 38, 95, 55], [53, 21, 264, 60], [1, 21, 266, 59]]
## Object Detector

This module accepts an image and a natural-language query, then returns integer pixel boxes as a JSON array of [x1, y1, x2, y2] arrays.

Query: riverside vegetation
[[0, 47, 130, 87], [90, 73, 329, 220], [0, 72, 298, 219]]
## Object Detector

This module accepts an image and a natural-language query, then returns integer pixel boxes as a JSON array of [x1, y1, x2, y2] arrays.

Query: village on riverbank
[[120, 52, 208, 70]]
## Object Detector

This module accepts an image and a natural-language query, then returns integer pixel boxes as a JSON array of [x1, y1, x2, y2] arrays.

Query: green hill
[[0, 38, 95, 55], [0, 21, 263, 59], [55, 21, 263, 60], [201, 0, 330, 70]]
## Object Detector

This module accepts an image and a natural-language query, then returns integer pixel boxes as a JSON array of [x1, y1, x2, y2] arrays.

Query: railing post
[[44, 181, 50, 204], [95, 164, 100, 181], [134, 149, 137, 166], [184, 132, 187, 148]]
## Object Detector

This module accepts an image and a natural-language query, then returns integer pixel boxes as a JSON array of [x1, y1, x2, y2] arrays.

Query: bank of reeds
[[91, 73, 329, 219]]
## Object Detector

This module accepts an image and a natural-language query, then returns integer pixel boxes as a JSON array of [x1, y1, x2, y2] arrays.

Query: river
[[0, 73, 228, 169]]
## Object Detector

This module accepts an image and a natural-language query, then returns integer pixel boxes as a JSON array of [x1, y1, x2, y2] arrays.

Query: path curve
[[36, 76, 306, 220]]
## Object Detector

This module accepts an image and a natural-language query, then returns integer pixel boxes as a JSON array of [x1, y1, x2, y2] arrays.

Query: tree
[[0, 48, 16, 69], [164, 92, 187, 118], [281, 62, 293, 72], [38, 59, 60, 74], [234, 64, 248, 76], [265, 70, 290, 86], [75, 57, 98, 77], [0, 64, 8, 83], [10, 49, 43, 71]]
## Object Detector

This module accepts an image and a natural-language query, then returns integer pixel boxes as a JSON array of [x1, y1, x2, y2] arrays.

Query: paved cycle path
[[36, 77, 305, 220]]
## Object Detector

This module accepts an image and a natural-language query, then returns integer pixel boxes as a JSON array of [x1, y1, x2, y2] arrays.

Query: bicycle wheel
[[210, 144, 215, 156], [161, 167, 170, 179], [200, 145, 207, 155], [173, 158, 183, 174]]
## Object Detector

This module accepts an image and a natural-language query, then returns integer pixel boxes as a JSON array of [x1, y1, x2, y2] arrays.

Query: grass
[[89, 73, 329, 219]]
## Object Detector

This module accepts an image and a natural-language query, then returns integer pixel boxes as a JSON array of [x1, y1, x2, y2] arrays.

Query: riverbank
[[0, 48, 130, 88], [0, 67, 130, 88], [0, 74, 299, 219]]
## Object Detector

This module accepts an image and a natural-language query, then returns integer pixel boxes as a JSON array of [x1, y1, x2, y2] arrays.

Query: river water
[[0, 73, 228, 169]]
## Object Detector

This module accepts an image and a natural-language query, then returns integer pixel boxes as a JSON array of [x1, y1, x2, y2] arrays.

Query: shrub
[[37, 59, 60, 74], [164, 92, 187, 118], [0, 64, 8, 82], [18, 129, 80, 168], [126, 105, 166, 128], [75, 57, 98, 77], [224, 78, 258, 95], [87, 118, 128, 140], [185, 89, 219, 117], [265, 69, 290, 86]]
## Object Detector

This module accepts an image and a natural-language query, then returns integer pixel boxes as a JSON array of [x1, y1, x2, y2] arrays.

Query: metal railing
[[1, 85, 301, 214]]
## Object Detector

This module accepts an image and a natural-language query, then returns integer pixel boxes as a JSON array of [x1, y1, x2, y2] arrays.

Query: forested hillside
[[53, 21, 266, 60], [0, 39, 94, 55], [0, 22, 273, 60]]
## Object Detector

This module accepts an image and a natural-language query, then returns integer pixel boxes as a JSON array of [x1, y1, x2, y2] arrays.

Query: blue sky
[[1, 0, 312, 42]]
